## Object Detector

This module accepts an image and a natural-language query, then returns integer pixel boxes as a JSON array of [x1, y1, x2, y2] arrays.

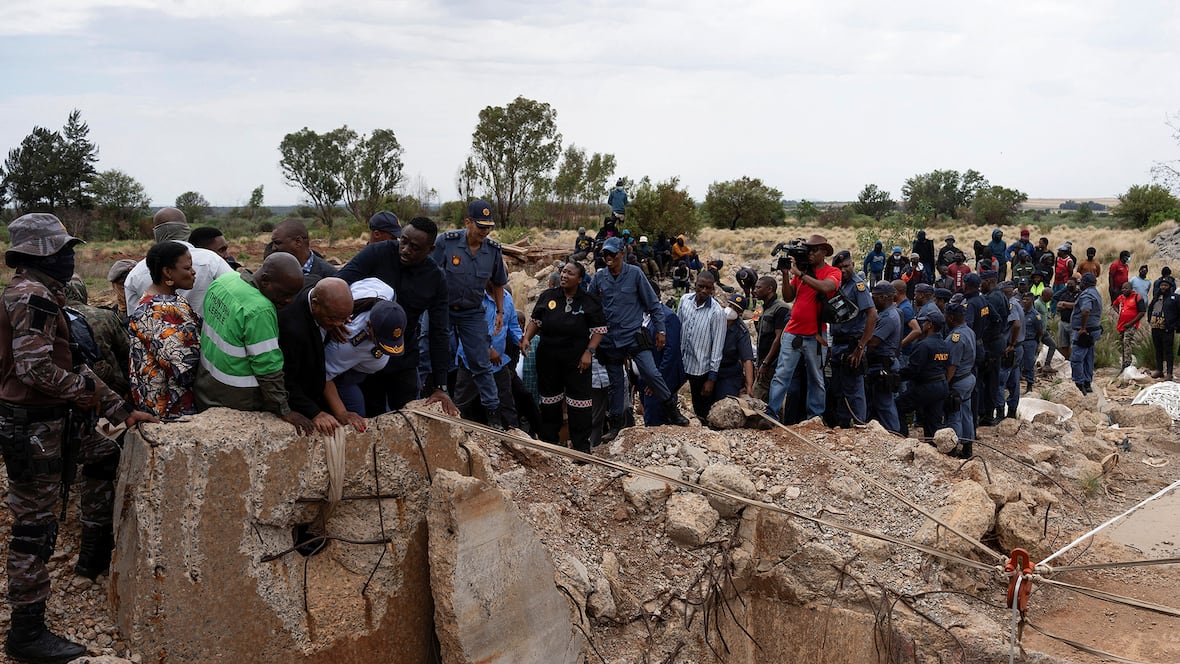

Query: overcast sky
[[2, 0, 1177, 207]]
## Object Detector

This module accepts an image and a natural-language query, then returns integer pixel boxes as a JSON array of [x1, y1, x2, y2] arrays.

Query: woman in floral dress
[[128, 241, 202, 419]]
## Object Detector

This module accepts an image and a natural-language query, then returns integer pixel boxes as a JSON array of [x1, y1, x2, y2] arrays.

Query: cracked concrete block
[[664, 492, 719, 546], [428, 469, 582, 664]]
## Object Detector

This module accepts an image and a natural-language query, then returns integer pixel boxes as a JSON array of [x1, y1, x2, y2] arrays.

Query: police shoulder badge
[[951, 333, 960, 342], [856, 282, 866, 292]]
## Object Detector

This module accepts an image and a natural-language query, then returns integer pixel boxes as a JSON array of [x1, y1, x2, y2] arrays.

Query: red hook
[[1005, 548, 1034, 612]]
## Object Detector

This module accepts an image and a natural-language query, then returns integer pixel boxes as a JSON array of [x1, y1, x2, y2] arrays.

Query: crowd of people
[[3, 193, 1180, 661]]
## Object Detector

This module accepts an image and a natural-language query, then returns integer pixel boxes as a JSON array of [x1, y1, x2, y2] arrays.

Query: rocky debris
[[933, 428, 959, 454], [698, 464, 757, 517], [621, 465, 680, 512], [915, 480, 995, 557], [706, 395, 767, 429], [428, 470, 583, 664], [1108, 404, 1173, 430], [664, 492, 720, 546], [827, 475, 865, 502], [996, 501, 1053, 560], [1045, 380, 1101, 414]]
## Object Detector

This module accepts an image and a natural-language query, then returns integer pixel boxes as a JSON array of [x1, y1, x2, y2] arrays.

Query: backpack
[[63, 307, 102, 370]]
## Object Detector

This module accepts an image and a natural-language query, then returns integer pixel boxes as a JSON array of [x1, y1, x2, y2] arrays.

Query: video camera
[[771, 239, 813, 272]]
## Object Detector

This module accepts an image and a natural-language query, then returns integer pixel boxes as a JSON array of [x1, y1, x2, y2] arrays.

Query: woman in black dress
[[520, 262, 606, 453]]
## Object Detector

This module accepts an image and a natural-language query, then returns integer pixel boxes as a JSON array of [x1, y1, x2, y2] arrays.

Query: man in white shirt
[[678, 272, 726, 421], [122, 208, 232, 318]]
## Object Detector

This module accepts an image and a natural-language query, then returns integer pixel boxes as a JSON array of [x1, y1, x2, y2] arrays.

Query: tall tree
[[59, 109, 99, 209], [852, 184, 895, 220], [468, 96, 562, 226], [91, 169, 150, 239], [340, 128, 405, 226], [278, 127, 350, 239], [700, 177, 784, 230], [901, 169, 988, 219], [3, 127, 66, 210], [175, 191, 212, 223], [552, 144, 586, 208], [582, 152, 618, 207], [455, 157, 479, 202], [970, 185, 1028, 226], [627, 176, 698, 238]]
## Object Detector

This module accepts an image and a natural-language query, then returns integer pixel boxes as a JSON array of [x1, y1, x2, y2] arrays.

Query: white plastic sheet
[[1015, 397, 1074, 424], [1131, 381, 1180, 421]]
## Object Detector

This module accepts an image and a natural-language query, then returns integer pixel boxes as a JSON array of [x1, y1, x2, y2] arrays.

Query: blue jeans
[[604, 347, 670, 416], [451, 307, 499, 410], [768, 333, 825, 421], [1071, 328, 1101, 384]]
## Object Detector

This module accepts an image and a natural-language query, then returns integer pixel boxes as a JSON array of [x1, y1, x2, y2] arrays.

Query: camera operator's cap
[[1080, 272, 1097, 286], [871, 281, 896, 296], [964, 273, 982, 287], [727, 293, 747, 310], [107, 258, 137, 283], [916, 309, 945, 328], [933, 287, 953, 300], [945, 234, 955, 242], [914, 283, 934, 295], [369, 299, 407, 356], [368, 211, 402, 237], [467, 200, 495, 227], [5, 213, 84, 265], [981, 270, 998, 281], [601, 237, 624, 255], [802, 234, 833, 257]]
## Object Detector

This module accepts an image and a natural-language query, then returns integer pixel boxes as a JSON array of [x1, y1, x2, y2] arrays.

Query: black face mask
[[34, 248, 76, 284]]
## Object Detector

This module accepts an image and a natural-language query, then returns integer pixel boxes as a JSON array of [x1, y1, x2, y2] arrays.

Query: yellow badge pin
[[548, 299, 556, 310]]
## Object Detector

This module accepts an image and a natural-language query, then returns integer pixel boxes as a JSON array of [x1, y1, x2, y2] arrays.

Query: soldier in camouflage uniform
[[0, 213, 157, 663], [62, 278, 131, 583]]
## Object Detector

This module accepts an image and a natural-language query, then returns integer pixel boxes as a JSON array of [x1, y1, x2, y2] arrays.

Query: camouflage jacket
[[68, 302, 131, 399], [0, 268, 131, 422]]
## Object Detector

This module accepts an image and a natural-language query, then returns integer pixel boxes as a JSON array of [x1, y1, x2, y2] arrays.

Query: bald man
[[196, 253, 313, 434], [278, 277, 359, 434], [123, 207, 233, 317], [271, 219, 338, 288]]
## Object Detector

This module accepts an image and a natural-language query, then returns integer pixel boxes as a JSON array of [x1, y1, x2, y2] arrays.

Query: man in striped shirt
[[194, 253, 313, 434], [678, 273, 727, 420]]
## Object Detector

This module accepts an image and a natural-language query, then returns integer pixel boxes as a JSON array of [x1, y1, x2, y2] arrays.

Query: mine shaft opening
[[292, 523, 329, 557]]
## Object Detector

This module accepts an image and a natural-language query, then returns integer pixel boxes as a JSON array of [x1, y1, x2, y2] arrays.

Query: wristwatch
[[586, 347, 597, 356]]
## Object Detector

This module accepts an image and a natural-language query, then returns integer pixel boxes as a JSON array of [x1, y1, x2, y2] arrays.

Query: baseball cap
[[892, 246, 902, 254], [639, 235, 648, 243], [5, 213, 84, 266], [944, 234, 955, 242], [368, 211, 402, 237], [369, 300, 407, 357], [914, 283, 934, 295], [871, 281, 896, 296], [107, 258, 137, 283], [998, 280, 1015, 290], [916, 309, 945, 328], [601, 237, 624, 255], [909, 252, 920, 260], [727, 293, 747, 310], [467, 200, 494, 227]]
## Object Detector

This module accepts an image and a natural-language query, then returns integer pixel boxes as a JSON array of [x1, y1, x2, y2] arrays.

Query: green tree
[[340, 128, 405, 226], [582, 152, 617, 206], [91, 169, 150, 239], [243, 185, 271, 221], [3, 127, 66, 210], [467, 96, 562, 226], [1076, 202, 1094, 222], [1114, 184, 1180, 227], [627, 176, 698, 238], [552, 144, 586, 208], [455, 157, 479, 202], [175, 191, 211, 223], [970, 185, 1028, 226], [901, 169, 988, 218], [59, 109, 98, 209], [279, 127, 351, 239], [794, 199, 820, 221], [700, 176, 784, 230], [852, 184, 894, 220]]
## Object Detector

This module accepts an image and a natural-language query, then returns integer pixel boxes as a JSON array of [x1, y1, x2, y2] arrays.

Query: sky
[[1, 0, 1178, 207]]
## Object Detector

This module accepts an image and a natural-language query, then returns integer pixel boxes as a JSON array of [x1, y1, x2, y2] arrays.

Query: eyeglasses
[[601, 251, 618, 258]]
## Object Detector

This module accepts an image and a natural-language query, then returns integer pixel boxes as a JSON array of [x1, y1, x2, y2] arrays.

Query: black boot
[[663, 397, 690, 426], [75, 524, 113, 580], [486, 409, 505, 431], [600, 414, 623, 444], [6, 603, 86, 664]]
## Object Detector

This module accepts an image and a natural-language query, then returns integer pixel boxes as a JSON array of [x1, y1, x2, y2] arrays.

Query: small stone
[[828, 476, 865, 502], [932, 428, 958, 454], [699, 464, 758, 517]]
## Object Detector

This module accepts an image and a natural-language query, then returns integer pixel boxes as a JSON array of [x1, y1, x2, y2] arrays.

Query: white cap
[[639, 236, 648, 243]]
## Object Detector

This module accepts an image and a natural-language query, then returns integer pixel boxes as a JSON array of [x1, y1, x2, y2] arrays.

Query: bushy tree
[[467, 96, 562, 226], [970, 186, 1028, 226], [1114, 184, 1180, 227], [901, 169, 988, 219], [175, 191, 211, 222], [583, 152, 617, 205], [852, 184, 894, 220], [552, 145, 618, 221], [91, 169, 150, 239], [552, 144, 586, 208], [793, 200, 820, 221], [627, 176, 698, 238], [700, 177, 784, 230], [340, 128, 405, 226], [1, 110, 98, 213]]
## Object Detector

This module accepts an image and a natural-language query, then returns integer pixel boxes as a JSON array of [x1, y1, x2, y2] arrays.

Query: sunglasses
[[601, 250, 618, 258]]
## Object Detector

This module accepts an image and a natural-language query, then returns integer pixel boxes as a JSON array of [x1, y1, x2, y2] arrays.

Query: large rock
[[1108, 404, 1173, 430], [1044, 380, 1099, 414], [664, 492, 720, 546], [699, 464, 758, 517], [915, 480, 996, 557], [427, 469, 583, 664], [707, 395, 767, 429], [113, 408, 492, 663], [621, 465, 681, 512], [996, 501, 1051, 559]]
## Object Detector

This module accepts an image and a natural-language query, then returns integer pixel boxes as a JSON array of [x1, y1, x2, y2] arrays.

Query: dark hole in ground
[[292, 523, 329, 557]]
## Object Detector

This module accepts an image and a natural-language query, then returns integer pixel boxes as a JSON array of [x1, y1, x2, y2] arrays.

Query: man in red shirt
[[1108, 250, 1130, 304], [1112, 281, 1146, 370], [946, 251, 972, 293], [766, 234, 840, 421]]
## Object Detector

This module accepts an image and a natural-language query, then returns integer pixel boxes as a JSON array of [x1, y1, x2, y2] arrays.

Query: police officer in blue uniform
[[432, 200, 510, 429], [945, 297, 977, 458], [865, 281, 902, 433], [1070, 272, 1104, 394], [827, 250, 877, 428], [997, 280, 1024, 420], [896, 309, 950, 439]]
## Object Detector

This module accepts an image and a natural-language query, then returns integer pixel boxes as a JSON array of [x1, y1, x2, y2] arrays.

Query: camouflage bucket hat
[[5, 213, 84, 264]]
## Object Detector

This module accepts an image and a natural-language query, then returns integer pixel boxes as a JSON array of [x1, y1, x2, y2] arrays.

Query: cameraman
[[828, 250, 877, 428], [766, 234, 840, 422]]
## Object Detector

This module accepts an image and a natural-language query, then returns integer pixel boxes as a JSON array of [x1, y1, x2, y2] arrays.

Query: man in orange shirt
[[1112, 282, 1146, 370]]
